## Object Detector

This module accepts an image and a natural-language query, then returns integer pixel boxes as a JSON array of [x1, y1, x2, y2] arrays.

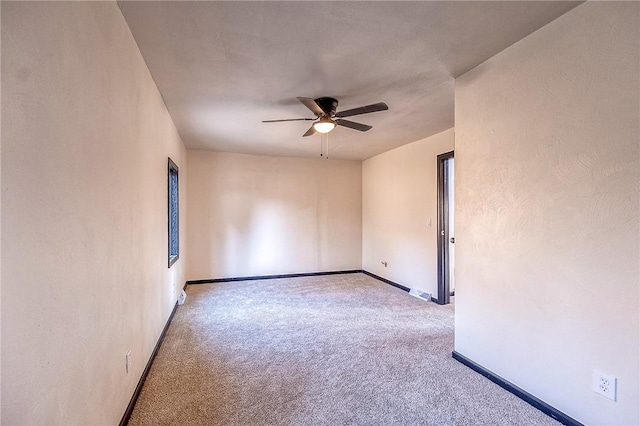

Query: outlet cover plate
[[126, 349, 132, 374], [593, 370, 617, 401]]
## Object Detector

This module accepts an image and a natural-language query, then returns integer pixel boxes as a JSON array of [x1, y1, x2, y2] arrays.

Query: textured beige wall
[[454, 2, 639, 425], [186, 151, 362, 280], [1, 2, 187, 424], [362, 129, 454, 295]]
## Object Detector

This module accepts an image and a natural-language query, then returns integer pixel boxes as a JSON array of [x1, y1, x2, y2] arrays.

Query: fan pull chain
[[326, 133, 329, 159], [318, 133, 330, 159]]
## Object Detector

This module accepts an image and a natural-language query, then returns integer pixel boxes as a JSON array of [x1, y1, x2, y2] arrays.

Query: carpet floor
[[128, 273, 559, 426]]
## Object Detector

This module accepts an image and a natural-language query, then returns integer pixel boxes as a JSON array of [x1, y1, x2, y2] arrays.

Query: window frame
[[168, 157, 179, 268]]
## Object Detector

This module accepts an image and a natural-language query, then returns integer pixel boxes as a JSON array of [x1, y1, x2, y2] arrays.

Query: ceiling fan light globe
[[313, 121, 335, 134]]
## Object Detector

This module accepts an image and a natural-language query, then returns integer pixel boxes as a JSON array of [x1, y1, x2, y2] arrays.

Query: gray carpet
[[128, 273, 559, 425]]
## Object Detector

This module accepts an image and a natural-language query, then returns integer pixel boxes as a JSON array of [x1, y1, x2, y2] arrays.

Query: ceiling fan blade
[[262, 118, 314, 123], [302, 125, 316, 137], [335, 102, 389, 118], [297, 97, 325, 116], [336, 119, 372, 132]]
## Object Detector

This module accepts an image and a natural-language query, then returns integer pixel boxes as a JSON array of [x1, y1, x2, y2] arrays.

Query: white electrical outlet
[[125, 349, 132, 374], [593, 371, 617, 401]]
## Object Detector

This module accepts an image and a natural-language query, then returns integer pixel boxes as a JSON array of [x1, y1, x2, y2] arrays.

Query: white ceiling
[[118, 1, 581, 161]]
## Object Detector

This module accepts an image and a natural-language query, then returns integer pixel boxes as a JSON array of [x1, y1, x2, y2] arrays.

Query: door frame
[[437, 151, 454, 305]]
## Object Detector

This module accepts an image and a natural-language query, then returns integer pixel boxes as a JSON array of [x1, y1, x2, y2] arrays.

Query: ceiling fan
[[263, 97, 389, 137]]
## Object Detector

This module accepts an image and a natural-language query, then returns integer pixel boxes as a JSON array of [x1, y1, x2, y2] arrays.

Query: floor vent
[[409, 288, 432, 302]]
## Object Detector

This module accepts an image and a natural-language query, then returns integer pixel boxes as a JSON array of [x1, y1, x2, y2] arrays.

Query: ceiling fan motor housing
[[314, 97, 339, 116]]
